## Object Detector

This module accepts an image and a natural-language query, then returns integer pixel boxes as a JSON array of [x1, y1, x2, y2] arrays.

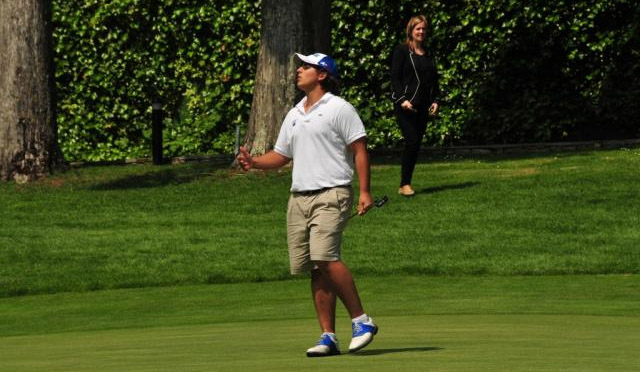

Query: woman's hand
[[429, 102, 439, 117], [401, 100, 416, 112]]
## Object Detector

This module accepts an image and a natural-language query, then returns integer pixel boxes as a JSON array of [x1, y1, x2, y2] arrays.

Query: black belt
[[293, 185, 351, 196]]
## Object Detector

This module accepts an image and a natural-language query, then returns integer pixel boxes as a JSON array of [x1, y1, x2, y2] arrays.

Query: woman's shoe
[[398, 186, 415, 196]]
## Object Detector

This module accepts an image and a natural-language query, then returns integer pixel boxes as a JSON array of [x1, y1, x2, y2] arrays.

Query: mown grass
[[1, 275, 638, 371], [1, 148, 639, 297], [2, 275, 638, 337], [4, 314, 639, 372]]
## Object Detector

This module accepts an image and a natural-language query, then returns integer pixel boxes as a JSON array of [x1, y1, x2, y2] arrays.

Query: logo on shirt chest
[[293, 112, 324, 128]]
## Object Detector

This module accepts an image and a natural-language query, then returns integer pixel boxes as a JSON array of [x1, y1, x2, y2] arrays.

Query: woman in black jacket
[[391, 14, 440, 196]]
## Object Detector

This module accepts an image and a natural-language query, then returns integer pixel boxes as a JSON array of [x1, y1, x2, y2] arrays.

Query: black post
[[152, 101, 163, 165]]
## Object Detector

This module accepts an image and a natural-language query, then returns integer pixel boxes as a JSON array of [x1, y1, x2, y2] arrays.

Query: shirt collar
[[295, 92, 334, 113]]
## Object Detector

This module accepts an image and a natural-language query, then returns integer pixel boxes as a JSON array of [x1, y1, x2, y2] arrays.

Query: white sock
[[352, 313, 369, 324], [322, 332, 337, 340]]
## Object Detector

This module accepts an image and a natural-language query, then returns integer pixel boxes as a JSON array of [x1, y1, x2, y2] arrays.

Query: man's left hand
[[357, 192, 374, 216]]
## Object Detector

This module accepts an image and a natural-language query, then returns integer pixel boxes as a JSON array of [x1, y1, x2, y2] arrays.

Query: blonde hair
[[405, 15, 428, 49]]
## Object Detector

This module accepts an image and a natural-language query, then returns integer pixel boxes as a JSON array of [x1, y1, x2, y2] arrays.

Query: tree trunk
[[0, 0, 62, 182], [304, 0, 331, 54], [242, 0, 331, 156]]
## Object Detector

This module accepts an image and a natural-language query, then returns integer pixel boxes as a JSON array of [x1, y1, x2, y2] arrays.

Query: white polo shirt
[[274, 92, 366, 192]]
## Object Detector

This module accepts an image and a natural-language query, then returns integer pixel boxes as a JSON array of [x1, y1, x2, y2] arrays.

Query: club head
[[375, 195, 388, 208]]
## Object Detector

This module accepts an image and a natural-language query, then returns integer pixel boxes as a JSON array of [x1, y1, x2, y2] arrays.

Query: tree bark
[[242, 0, 331, 157], [0, 0, 62, 182], [304, 0, 331, 54]]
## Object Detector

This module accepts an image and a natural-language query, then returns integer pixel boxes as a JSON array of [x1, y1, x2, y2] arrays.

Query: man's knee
[[313, 260, 342, 273], [313, 261, 330, 272]]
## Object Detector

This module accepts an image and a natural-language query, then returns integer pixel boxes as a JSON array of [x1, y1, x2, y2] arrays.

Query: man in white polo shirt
[[237, 52, 378, 357]]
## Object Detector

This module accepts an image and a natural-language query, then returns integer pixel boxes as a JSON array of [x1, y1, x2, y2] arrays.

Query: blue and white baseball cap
[[295, 52, 339, 78]]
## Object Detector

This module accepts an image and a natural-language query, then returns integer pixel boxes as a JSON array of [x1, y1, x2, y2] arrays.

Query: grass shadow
[[89, 163, 231, 191], [350, 346, 443, 356], [417, 181, 480, 195], [369, 148, 615, 166]]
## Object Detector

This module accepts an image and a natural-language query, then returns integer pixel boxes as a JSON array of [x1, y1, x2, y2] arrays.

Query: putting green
[[2, 314, 638, 372]]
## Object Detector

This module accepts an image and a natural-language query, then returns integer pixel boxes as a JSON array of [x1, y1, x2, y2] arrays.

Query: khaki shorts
[[286, 186, 353, 274]]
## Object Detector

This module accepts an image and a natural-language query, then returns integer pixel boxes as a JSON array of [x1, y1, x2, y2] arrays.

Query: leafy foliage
[[53, 0, 260, 161], [52, 0, 640, 161]]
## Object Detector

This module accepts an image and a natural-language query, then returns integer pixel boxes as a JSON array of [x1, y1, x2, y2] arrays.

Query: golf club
[[350, 195, 388, 219]]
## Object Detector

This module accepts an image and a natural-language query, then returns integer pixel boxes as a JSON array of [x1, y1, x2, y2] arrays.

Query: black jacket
[[390, 43, 440, 109]]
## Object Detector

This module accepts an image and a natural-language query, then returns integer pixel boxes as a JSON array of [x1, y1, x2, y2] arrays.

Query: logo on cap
[[295, 53, 339, 78]]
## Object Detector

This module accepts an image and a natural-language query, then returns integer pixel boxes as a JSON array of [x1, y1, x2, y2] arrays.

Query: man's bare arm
[[349, 137, 373, 215], [237, 146, 291, 171]]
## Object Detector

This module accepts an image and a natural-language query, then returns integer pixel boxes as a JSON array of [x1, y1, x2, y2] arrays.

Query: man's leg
[[314, 260, 377, 353], [307, 267, 342, 357], [311, 268, 337, 333], [314, 260, 363, 319], [306, 188, 376, 355]]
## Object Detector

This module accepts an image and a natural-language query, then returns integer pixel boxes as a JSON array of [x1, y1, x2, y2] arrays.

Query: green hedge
[[54, 1, 260, 161], [53, 0, 640, 161]]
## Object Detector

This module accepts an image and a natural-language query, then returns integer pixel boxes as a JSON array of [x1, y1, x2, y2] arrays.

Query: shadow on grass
[[418, 181, 480, 194], [350, 346, 443, 356], [89, 163, 230, 190], [369, 148, 607, 166]]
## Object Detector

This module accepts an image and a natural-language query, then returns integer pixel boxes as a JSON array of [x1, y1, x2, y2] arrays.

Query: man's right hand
[[237, 146, 253, 171]]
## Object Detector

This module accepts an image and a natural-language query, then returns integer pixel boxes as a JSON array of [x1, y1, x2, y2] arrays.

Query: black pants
[[395, 105, 429, 187]]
